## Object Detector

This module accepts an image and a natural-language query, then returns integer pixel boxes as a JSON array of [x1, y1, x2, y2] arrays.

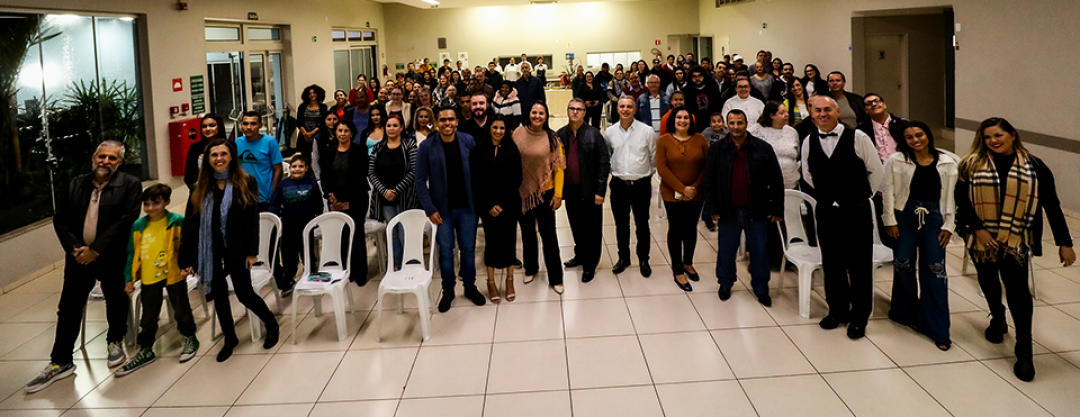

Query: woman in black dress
[[471, 115, 522, 303], [181, 138, 279, 362], [319, 120, 371, 286]]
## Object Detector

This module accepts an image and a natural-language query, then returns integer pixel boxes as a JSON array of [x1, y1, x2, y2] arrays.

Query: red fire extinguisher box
[[169, 117, 202, 176]]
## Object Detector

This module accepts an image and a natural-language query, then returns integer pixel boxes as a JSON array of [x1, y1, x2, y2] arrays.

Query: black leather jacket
[[703, 134, 785, 221], [556, 123, 611, 201]]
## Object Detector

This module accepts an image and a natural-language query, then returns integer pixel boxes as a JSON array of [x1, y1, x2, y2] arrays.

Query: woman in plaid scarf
[[955, 117, 1075, 382]]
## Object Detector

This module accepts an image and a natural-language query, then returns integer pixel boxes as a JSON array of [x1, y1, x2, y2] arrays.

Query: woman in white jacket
[[882, 120, 958, 351]]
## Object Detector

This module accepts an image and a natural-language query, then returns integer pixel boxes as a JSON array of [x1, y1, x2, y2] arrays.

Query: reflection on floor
[[3, 176, 1080, 417]]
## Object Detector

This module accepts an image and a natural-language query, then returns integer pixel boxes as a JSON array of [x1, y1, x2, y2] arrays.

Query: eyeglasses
[[864, 98, 883, 107], [568, 107, 585, 113], [437, 117, 456, 122]]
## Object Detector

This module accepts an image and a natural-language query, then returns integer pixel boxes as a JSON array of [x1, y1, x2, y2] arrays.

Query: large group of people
[[22, 50, 1077, 397]]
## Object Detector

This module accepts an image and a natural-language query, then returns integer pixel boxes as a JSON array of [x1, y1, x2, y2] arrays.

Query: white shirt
[[799, 123, 884, 192], [503, 64, 520, 82], [721, 96, 765, 125], [649, 96, 662, 132], [604, 119, 658, 180], [748, 124, 801, 189]]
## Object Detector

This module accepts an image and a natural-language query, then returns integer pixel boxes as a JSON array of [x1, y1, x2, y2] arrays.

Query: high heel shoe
[[673, 275, 693, 292], [487, 279, 501, 304], [505, 275, 516, 302]]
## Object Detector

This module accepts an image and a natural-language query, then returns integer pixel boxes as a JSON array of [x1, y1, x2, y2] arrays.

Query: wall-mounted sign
[[190, 75, 205, 114], [565, 53, 574, 60], [172, 78, 183, 92], [247, 12, 258, 20]]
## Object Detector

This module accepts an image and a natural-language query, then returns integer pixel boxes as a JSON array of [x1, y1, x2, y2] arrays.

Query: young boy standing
[[117, 184, 199, 376], [268, 154, 324, 296]]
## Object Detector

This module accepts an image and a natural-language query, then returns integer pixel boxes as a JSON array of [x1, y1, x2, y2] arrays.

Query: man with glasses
[[857, 93, 909, 249], [25, 141, 142, 393], [721, 79, 765, 127], [415, 106, 487, 312], [604, 96, 658, 276], [684, 66, 722, 133], [558, 99, 612, 283]]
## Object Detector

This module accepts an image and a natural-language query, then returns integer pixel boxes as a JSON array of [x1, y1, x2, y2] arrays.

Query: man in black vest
[[800, 96, 884, 339], [558, 99, 612, 283]]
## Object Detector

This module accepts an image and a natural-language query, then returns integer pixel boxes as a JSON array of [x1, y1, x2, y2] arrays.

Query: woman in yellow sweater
[[513, 101, 566, 294]]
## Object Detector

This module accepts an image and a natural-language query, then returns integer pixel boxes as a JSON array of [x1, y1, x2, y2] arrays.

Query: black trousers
[[341, 207, 369, 284], [974, 253, 1033, 350], [664, 200, 703, 275], [519, 190, 563, 285], [275, 225, 306, 289], [137, 279, 197, 348], [51, 256, 129, 365], [564, 185, 604, 274], [816, 202, 874, 326], [584, 106, 602, 129], [610, 177, 652, 263], [211, 255, 278, 342]]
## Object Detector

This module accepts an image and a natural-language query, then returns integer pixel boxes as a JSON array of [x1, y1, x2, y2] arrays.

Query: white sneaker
[[107, 342, 126, 368], [89, 282, 104, 300]]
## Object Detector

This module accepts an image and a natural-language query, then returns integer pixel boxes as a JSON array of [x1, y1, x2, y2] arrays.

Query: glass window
[[248, 27, 280, 41], [362, 31, 376, 41], [205, 26, 240, 41], [347, 30, 364, 42], [1, 11, 146, 236], [331, 29, 346, 42], [333, 50, 352, 93]]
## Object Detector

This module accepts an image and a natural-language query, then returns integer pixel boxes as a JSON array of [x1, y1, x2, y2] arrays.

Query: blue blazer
[[635, 91, 671, 127], [415, 132, 476, 217]]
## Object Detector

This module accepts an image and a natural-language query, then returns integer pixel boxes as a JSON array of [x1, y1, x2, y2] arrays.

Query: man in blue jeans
[[415, 105, 487, 312], [703, 109, 785, 306]]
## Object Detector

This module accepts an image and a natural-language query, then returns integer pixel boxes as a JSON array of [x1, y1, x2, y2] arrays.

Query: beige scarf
[[513, 126, 565, 213], [965, 151, 1039, 262]]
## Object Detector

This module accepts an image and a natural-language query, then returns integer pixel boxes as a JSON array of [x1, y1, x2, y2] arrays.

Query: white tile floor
[[4, 175, 1080, 417]]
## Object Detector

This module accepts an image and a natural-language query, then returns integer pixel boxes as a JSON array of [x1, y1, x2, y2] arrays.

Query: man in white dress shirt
[[503, 57, 520, 82], [721, 79, 765, 124], [604, 96, 658, 277], [800, 95, 884, 340]]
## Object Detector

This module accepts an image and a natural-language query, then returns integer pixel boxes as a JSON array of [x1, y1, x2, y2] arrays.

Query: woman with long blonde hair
[[954, 117, 1075, 381]]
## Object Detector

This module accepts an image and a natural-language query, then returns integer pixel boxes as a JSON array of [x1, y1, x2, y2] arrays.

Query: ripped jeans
[[890, 199, 950, 344]]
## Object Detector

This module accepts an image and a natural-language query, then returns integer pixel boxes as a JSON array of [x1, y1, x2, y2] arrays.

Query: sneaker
[[115, 348, 155, 377], [24, 363, 76, 393], [107, 342, 127, 368], [180, 336, 200, 363]]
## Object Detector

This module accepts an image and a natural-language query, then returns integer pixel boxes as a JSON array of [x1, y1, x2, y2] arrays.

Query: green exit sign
[[762, 22, 767, 29]]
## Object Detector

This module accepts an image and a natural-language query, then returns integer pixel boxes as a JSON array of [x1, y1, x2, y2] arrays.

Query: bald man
[[800, 95, 883, 339]]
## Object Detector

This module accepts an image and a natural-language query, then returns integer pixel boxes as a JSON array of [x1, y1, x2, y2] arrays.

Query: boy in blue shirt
[[268, 154, 324, 296], [235, 110, 283, 211]]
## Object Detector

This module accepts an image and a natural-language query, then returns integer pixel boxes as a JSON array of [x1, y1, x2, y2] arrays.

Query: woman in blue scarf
[[180, 138, 279, 362]]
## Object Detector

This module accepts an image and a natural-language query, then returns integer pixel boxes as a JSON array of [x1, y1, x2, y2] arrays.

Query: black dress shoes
[[846, 323, 866, 339], [217, 338, 239, 363], [640, 262, 652, 278], [686, 270, 700, 282], [463, 285, 487, 306], [564, 258, 581, 268], [717, 285, 732, 301], [756, 293, 772, 307], [674, 276, 693, 292], [612, 259, 630, 274], [819, 315, 846, 330], [581, 271, 596, 283], [438, 291, 455, 313], [263, 324, 280, 350]]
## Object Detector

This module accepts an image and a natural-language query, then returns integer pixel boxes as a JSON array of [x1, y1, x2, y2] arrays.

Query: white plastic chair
[[869, 198, 894, 271], [292, 212, 356, 343], [210, 212, 283, 342], [376, 209, 438, 342], [83, 273, 209, 349], [365, 219, 388, 274], [777, 190, 824, 319]]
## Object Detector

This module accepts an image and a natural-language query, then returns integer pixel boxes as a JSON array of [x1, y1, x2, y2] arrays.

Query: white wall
[[383, 0, 701, 76]]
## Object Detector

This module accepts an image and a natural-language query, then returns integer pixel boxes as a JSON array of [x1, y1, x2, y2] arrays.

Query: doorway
[[864, 34, 908, 117], [205, 23, 290, 143]]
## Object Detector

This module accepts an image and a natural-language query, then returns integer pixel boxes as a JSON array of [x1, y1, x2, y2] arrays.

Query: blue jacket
[[415, 132, 476, 217], [515, 76, 546, 124], [635, 91, 671, 128]]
